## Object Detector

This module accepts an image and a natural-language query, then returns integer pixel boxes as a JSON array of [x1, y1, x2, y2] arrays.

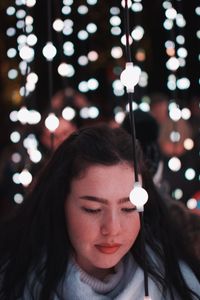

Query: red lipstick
[[95, 244, 121, 254]]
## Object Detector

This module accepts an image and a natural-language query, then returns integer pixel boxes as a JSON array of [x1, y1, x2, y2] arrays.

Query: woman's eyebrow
[[79, 195, 130, 204], [79, 195, 108, 204]]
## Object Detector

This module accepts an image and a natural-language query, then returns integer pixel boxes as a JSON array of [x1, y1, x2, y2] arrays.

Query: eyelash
[[82, 207, 136, 214], [82, 208, 101, 214], [122, 207, 136, 213]]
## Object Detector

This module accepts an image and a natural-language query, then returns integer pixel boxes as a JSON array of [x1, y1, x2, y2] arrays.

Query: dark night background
[[0, 0, 199, 150]]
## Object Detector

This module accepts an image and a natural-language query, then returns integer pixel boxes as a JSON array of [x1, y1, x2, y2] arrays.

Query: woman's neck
[[86, 266, 115, 281], [75, 259, 115, 280]]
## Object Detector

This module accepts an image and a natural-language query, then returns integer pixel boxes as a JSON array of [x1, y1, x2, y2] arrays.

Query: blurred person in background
[[149, 92, 169, 125], [0, 87, 87, 220]]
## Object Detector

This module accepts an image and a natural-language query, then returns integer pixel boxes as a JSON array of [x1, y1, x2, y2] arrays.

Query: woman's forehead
[[70, 163, 135, 200]]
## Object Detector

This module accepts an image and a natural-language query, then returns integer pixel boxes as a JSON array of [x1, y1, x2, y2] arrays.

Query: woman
[[0, 124, 199, 300]]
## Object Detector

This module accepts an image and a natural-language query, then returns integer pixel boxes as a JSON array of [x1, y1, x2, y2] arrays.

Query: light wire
[[123, 0, 149, 297]]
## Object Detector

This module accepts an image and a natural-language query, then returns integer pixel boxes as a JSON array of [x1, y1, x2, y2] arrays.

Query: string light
[[120, 1, 150, 299], [168, 156, 181, 172], [120, 62, 141, 93], [42, 42, 57, 61], [160, 0, 200, 206], [14, 193, 24, 204], [45, 113, 60, 152], [6, 1, 40, 205], [45, 113, 59, 132], [129, 182, 149, 211], [62, 106, 76, 121], [19, 168, 32, 187]]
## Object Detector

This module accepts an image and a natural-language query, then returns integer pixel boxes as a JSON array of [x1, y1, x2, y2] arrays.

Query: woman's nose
[[100, 212, 121, 236]]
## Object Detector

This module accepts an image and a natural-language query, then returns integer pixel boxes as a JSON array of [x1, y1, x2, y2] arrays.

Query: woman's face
[[64, 163, 140, 279]]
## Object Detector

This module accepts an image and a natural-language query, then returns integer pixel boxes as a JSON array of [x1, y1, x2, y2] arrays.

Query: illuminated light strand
[[76, 2, 99, 94], [162, 1, 186, 178], [6, 1, 39, 204], [120, 0, 140, 183], [111, 1, 148, 122], [109, 4, 124, 100], [53, 0, 75, 86], [17, 0, 37, 184], [162, 1, 190, 95], [18, 1, 37, 99], [53, 0, 75, 124], [162, 4, 191, 144], [42, 0, 58, 150], [161, 1, 200, 208], [130, 0, 147, 91], [120, 2, 150, 299], [194, 3, 200, 88]]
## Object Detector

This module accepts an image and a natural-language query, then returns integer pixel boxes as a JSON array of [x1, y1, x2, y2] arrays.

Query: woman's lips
[[95, 244, 121, 254]]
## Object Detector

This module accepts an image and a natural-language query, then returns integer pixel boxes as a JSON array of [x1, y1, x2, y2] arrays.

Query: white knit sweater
[[53, 254, 200, 300], [23, 253, 200, 299]]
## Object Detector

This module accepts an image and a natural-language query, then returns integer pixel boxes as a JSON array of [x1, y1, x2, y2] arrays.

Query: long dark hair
[[0, 124, 199, 300]]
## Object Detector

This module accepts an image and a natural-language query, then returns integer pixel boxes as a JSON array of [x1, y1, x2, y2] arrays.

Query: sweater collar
[[72, 257, 124, 294]]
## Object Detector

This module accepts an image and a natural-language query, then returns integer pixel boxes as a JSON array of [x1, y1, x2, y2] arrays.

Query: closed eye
[[82, 207, 101, 214], [121, 207, 136, 213]]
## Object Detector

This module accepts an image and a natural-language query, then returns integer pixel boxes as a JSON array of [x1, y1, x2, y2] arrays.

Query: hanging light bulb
[[42, 42, 57, 61], [121, 0, 132, 8], [120, 62, 141, 93], [17, 106, 29, 124], [19, 169, 32, 187], [168, 156, 181, 172], [45, 113, 59, 132], [129, 181, 148, 211], [19, 45, 34, 61]]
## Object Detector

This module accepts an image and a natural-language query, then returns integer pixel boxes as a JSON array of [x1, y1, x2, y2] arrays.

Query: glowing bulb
[[19, 45, 34, 61], [42, 42, 57, 61], [10, 131, 21, 143], [26, 0, 36, 7], [181, 108, 191, 120], [120, 62, 141, 93], [58, 63, 75, 77], [29, 149, 42, 163], [88, 106, 99, 118], [169, 106, 181, 121], [165, 8, 177, 20], [129, 182, 148, 211], [177, 77, 190, 90], [53, 19, 64, 32], [27, 110, 41, 124], [131, 26, 144, 41], [166, 57, 180, 71], [185, 168, 195, 180], [45, 113, 59, 132], [62, 106, 76, 121], [17, 106, 29, 124], [121, 0, 132, 8], [19, 169, 32, 186], [187, 198, 197, 210], [114, 111, 126, 124], [14, 193, 24, 204], [168, 157, 181, 172], [184, 138, 194, 150]]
